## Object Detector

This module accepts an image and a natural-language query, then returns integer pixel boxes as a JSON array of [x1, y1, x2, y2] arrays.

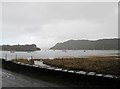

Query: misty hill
[[50, 38, 119, 50], [0, 44, 41, 51]]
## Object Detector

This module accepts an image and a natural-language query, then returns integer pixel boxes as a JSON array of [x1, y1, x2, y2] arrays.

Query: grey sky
[[1, 2, 118, 49]]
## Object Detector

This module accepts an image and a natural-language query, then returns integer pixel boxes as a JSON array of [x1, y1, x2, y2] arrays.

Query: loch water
[[0, 50, 118, 60]]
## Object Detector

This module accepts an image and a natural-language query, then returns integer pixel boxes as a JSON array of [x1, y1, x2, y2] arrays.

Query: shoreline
[[2, 55, 120, 79], [1, 55, 120, 80]]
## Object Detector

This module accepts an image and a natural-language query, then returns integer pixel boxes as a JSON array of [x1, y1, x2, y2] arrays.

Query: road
[[1, 68, 119, 88], [2, 68, 59, 87]]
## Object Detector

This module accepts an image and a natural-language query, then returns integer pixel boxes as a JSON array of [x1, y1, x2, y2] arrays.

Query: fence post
[[30, 56, 34, 65], [5, 54, 7, 60], [15, 55, 17, 60], [31, 56, 33, 59], [62, 58, 64, 68]]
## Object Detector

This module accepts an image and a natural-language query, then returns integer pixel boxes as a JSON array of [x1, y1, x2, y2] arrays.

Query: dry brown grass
[[43, 56, 120, 75], [13, 58, 34, 65]]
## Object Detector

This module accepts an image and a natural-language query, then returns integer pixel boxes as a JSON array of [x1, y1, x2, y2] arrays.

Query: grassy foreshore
[[11, 56, 120, 76], [13, 58, 34, 65], [43, 56, 120, 76]]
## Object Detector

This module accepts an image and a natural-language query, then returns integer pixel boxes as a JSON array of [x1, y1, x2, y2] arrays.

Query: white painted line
[[25, 64, 29, 66], [76, 71, 86, 75], [95, 74, 103, 76], [20, 63, 25, 65], [68, 70, 74, 73], [28, 65, 32, 67], [62, 69, 68, 72], [54, 68, 62, 71], [33, 65, 38, 67], [17, 62, 21, 64], [38, 66, 42, 68], [87, 72, 96, 76], [46, 67, 55, 70], [113, 75, 120, 79], [104, 75, 114, 78]]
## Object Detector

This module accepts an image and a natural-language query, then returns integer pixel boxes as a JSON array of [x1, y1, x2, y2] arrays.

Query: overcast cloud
[[1, 2, 118, 49]]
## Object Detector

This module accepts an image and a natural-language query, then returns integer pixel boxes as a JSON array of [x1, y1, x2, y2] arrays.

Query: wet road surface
[[2, 69, 59, 87]]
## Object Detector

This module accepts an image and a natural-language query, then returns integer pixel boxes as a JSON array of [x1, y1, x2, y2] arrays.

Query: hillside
[[50, 38, 119, 50], [0, 44, 41, 51]]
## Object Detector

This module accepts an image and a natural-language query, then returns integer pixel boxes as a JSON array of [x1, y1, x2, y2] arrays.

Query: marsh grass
[[13, 58, 34, 65], [43, 56, 120, 75]]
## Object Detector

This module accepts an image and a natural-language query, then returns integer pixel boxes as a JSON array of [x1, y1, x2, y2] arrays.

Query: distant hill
[[0, 44, 41, 51], [50, 38, 119, 50]]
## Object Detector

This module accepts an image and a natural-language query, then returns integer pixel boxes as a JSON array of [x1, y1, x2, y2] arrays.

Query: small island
[[0, 44, 41, 51]]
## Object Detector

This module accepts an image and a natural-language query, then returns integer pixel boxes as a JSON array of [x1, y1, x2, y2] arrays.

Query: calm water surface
[[0, 50, 118, 60]]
